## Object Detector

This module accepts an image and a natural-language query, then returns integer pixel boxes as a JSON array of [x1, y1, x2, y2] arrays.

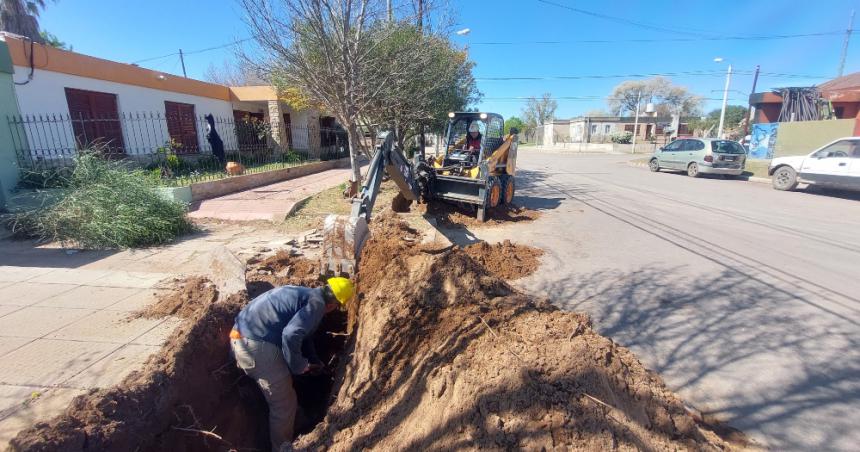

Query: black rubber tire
[[502, 176, 515, 204], [649, 158, 660, 172], [772, 166, 798, 191], [487, 177, 502, 208], [687, 162, 700, 178]]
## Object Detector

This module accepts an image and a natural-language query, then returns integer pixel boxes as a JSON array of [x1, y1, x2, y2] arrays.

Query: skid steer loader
[[320, 112, 519, 275]]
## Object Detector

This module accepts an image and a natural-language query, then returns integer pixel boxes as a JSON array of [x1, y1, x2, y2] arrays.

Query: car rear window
[[711, 140, 746, 154]]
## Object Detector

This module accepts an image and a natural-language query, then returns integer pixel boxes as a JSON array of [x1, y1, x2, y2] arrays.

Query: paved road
[[474, 152, 860, 451]]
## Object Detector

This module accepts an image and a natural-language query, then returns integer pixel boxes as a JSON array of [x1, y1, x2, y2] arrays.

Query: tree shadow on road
[[529, 265, 860, 451]]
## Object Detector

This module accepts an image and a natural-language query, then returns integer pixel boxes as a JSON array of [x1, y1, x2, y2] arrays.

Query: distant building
[[540, 115, 694, 146], [749, 71, 860, 124]]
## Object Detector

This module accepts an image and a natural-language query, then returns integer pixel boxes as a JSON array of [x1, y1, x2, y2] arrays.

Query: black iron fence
[[8, 113, 349, 187]]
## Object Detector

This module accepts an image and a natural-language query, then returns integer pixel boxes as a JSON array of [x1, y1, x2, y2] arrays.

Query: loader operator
[[466, 121, 483, 151], [229, 277, 355, 450]]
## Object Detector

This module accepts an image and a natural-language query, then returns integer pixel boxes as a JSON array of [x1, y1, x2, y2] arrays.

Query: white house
[[1, 32, 334, 163]]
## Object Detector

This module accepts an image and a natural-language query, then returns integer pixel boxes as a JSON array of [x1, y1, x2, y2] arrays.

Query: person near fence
[[204, 114, 226, 165]]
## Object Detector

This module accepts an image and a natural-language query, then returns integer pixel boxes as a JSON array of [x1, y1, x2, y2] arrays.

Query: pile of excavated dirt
[[11, 215, 738, 451], [422, 202, 541, 228], [10, 287, 267, 452], [10, 270, 350, 452], [463, 240, 544, 280], [295, 219, 733, 451], [132, 276, 217, 319], [245, 250, 324, 298]]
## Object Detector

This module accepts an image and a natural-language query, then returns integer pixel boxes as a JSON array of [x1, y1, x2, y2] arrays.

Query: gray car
[[649, 138, 747, 178]]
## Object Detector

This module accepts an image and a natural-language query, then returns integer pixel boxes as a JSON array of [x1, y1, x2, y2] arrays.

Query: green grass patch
[[6, 153, 193, 248]]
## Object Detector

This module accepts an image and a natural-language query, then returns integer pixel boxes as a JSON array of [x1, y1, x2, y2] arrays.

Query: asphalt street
[[466, 151, 860, 451]]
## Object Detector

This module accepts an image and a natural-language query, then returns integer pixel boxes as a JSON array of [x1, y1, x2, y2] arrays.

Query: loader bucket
[[320, 214, 370, 276]]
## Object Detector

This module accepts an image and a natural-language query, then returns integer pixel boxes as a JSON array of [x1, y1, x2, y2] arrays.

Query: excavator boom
[[320, 133, 420, 276]]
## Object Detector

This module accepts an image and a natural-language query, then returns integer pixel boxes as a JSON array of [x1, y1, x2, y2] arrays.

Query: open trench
[[8, 214, 743, 451]]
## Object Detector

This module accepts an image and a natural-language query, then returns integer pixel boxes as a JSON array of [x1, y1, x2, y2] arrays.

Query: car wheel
[[649, 158, 660, 172], [772, 166, 798, 191], [687, 162, 700, 178]]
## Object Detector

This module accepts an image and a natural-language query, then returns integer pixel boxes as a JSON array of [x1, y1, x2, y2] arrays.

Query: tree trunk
[[346, 123, 363, 197]]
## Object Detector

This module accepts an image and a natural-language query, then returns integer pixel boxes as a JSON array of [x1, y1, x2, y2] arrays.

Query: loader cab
[[442, 112, 505, 176]]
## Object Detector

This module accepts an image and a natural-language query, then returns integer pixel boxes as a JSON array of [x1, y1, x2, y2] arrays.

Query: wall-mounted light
[[479, 112, 487, 119], [448, 112, 455, 118], [157, 74, 166, 80]]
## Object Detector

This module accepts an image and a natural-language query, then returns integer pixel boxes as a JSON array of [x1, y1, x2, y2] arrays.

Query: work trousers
[[231, 337, 297, 451]]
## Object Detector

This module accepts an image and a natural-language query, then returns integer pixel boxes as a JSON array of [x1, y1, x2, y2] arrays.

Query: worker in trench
[[229, 277, 355, 450]]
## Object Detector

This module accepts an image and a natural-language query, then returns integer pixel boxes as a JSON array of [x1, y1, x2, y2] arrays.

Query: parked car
[[769, 137, 860, 191], [649, 138, 747, 178]]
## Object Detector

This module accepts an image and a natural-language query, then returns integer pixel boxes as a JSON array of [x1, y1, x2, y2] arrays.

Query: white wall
[[12, 66, 234, 157]]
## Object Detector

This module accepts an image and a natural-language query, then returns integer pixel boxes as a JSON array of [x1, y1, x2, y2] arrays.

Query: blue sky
[[39, 0, 859, 120]]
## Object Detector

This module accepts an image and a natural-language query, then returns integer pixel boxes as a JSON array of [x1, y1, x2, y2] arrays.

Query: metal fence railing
[[8, 113, 349, 187]]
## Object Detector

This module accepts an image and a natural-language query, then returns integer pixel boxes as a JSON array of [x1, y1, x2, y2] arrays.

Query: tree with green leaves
[[241, 0, 477, 187], [39, 30, 69, 50], [0, 0, 50, 44], [522, 93, 557, 129], [688, 105, 747, 138], [504, 116, 525, 135]]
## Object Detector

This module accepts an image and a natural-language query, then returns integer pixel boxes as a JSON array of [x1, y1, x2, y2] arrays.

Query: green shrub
[[7, 153, 193, 248], [610, 132, 633, 144], [281, 151, 303, 164]]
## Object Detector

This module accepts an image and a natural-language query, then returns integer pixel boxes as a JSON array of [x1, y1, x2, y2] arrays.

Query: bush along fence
[[7, 113, 349, 188]]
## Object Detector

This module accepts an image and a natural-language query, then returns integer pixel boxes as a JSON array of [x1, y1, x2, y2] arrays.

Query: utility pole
[[717, 64, 732, 139], [838, 10, 855, 77], [179, 49, 187, 78], [387, 0, 393, 22], [631, 90, 641, 154], [744, 65, 760, 138]]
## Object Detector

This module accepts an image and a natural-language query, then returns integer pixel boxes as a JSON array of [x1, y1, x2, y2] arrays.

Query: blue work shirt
[[234, 285, 326, 375]]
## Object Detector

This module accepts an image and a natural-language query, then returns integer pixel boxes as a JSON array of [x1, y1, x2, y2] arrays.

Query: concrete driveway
[[470, 152, 860, 451]]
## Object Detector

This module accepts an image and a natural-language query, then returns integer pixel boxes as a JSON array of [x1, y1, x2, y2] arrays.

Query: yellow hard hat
[[327, 277, 355, 305]]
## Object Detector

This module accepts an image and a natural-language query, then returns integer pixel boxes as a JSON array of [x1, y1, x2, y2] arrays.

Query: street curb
[[627, 161, 770, 184]]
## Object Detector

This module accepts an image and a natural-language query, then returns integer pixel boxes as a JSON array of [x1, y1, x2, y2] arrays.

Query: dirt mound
[[423, 202, 540, 228], [294, 220, 732, 451], [132, 276, 218, 319], [245, 250, 323, 299], [10, 288, 265, 452], [463, 240, 544, 280]]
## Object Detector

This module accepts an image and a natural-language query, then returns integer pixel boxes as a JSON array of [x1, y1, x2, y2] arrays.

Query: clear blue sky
[[39, 0, 859, 119]]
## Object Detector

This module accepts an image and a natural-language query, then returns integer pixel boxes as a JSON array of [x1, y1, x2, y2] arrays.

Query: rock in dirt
[[295, 218, 736, 451], [463, 240, 544, 280], [423, 202, 540, 228], [131, 276, 218, 319]]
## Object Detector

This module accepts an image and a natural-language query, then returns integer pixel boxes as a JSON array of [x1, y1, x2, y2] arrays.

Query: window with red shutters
[[65, 88, 125, 153], [165, 101, 199, 154]]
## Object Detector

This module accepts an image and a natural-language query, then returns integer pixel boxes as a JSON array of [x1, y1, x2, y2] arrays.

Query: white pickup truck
[[769, 137, 860, 191]]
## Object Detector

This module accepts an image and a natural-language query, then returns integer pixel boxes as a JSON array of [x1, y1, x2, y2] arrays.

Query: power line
[[469, 31, 846, 46], [131, 37, 253, 64], [535, 0, 717, 38], [474, 70, 830, 81]]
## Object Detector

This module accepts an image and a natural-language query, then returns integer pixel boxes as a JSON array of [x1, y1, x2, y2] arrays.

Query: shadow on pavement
[[529, 262, 859, 451]]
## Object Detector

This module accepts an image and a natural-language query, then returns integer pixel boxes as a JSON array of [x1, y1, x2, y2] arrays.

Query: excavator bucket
[[320, 214, 370, 276]]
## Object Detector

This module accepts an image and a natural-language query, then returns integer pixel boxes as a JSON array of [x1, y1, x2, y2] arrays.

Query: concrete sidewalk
[[0, 265, 178, 445], [188, 167, 353, 221]]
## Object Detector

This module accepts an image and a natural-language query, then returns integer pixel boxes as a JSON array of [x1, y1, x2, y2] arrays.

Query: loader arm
[[351, 132, 419, 222], [321, 132, 420, 276]]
